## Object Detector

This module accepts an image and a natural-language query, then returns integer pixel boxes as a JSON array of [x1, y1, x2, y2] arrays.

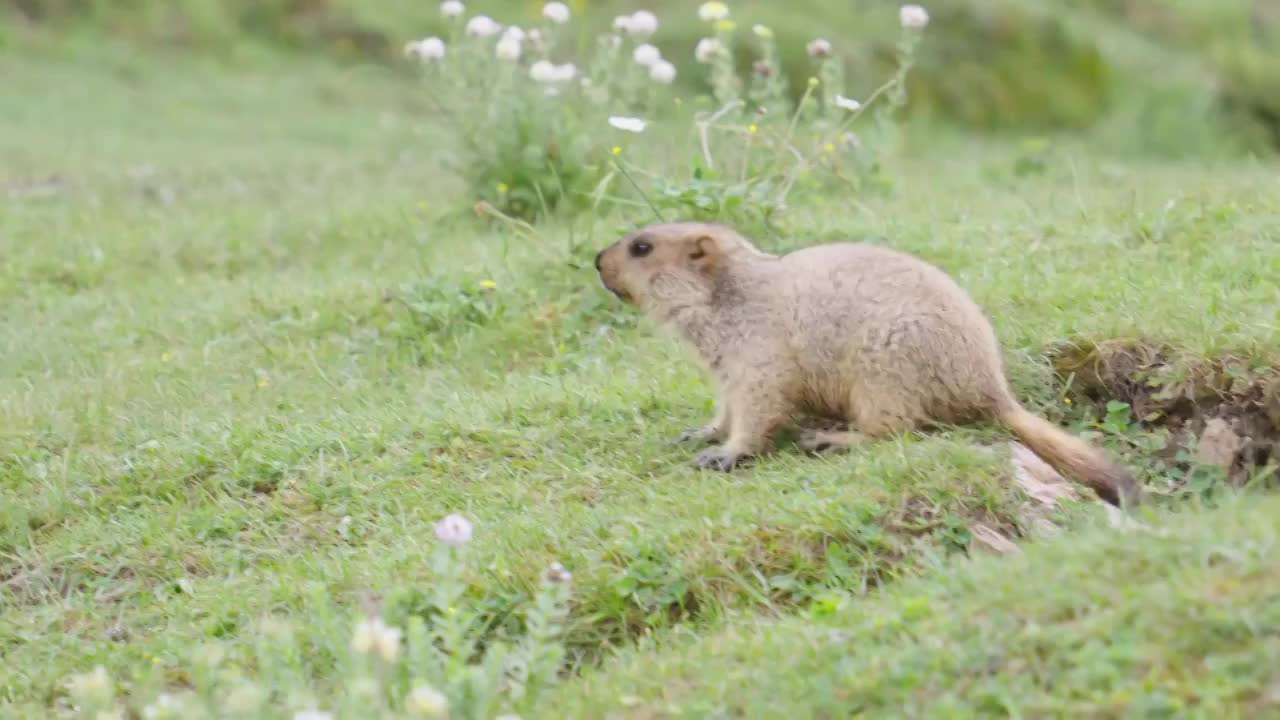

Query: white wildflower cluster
[[612, 10, 658, 37], [631, 42, 676, 84], [403, 3, 681, 94], [404, 37, 445, 62], [396, 0, 929, 221], [530, 60, 577, 84], [351, 615, 403, 662]]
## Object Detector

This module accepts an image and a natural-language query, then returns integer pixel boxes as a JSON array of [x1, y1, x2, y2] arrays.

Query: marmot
[[595, 221, 1142, 509]]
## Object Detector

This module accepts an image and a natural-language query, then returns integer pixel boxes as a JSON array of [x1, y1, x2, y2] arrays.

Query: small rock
[[971, 523, 1021, 555], [1196, 418, 1242, 470], [1009, 442, 1079, 507]]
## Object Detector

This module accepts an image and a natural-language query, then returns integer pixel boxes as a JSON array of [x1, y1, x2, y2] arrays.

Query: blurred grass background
[[4, 0, 1278, 156]]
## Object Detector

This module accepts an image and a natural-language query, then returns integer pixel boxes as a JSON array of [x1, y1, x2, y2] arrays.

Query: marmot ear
[[688, 234, 721, 274]]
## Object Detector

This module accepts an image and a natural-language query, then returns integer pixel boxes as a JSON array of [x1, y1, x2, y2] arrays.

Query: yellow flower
[[161, 352, 173, 363], [748, 124, 758, 133], [715, 19, 736, 32], [611, 146, 622, 156], [479, 280, 497, 289], [497, 183, 509, 194], [1064, 397, 1073, 404], [824, 143, 835, 153], [808, 77, 819, 87], [698, 2, 729, 22]]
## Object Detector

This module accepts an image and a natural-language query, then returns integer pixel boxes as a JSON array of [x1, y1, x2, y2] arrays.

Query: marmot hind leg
[[797, 428, 869, 454]]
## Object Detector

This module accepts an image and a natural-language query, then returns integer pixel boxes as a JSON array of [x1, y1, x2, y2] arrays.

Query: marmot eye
[[629, 240, 653, 258]]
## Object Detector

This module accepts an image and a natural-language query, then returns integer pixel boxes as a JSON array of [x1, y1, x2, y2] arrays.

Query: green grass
[[2, 33, 1280, 719], [547, 495, 1280, 718]]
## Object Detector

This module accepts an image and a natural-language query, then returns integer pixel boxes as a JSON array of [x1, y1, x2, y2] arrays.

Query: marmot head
[[595, 222, 748, 310]]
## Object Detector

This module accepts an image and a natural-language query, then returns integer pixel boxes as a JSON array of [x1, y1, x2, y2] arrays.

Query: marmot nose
[[594, 249, 604, 272]]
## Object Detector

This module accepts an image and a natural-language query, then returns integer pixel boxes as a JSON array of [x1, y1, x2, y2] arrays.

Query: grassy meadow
[[3, 1, 1280, 718]]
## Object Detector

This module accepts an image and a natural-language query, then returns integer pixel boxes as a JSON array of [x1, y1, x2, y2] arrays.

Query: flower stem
[[611, 158, 665, 222]]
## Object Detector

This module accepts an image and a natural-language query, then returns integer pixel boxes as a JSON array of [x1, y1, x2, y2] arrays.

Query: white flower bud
[[542, 2, 570, 24], [899, 4, 929, 29], [633, 43, 661, 67], [649, 60, 676, 84]]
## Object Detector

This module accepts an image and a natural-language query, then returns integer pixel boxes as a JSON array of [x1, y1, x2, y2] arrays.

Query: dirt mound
[[1047, 339, 1280, 486]]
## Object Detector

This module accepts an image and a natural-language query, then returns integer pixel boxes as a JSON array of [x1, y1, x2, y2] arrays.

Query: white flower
[[67, 666, 111, 698], [806, 38, 832, 58], [405, 37, 446, 62], [632, 43, 661, 67], [440, 0, 464, 18], [142, 694, 180, 719], [698, 2, 729, 22], [530, 61, 577, 83], [627, 10, 659, 37], [694, 37, 722, 63], [554, 63, 578, 82], [375, 627, 402, 662], [612, 14, 633, 33], [465, 15, 501, 37], [608, 116, 647, 133], [495, 35, 522, 61], [834, 95, 862, 111], [501, 26, 525, 42], [546, 561, 573, 583], [351, 616, 402, 662], [752, 24, 773, 39], [542, 2, 571, 24], [899, 4, 929, 28], [293, 712, 334, 720], [434, 513, 473, 545], [406, 685, 450, 718], [530, 60, 557, 82], [602, 33, 623, 50], [649, 60, 676, 84]]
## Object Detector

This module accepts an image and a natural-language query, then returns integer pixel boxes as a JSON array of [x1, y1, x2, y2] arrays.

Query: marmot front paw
[[693, 446, 743, 472]]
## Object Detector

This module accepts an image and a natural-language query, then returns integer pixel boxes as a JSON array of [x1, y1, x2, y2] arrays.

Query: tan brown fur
[[595, 221, 1142, 509]]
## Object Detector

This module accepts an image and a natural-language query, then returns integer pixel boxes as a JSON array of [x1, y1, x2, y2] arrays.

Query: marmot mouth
[[598, 275, 633, 303]]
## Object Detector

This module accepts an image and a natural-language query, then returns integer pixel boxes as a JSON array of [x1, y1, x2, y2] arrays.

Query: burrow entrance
[[1047, 339, 1280, 488]]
